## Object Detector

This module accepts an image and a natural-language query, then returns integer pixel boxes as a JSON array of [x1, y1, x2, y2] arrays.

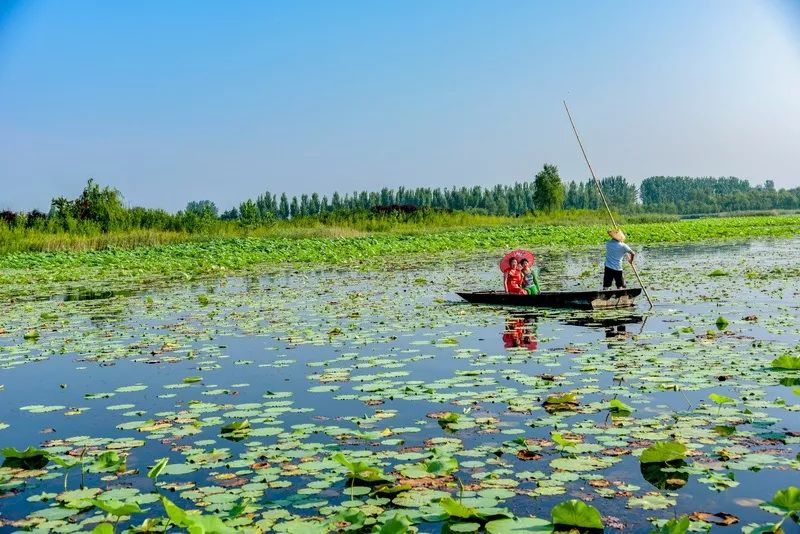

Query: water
[[0, 238, 798, 532]]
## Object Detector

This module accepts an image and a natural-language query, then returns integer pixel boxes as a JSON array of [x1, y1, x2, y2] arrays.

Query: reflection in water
[[640, 460, 689, 491], [560, 313, 644, 329], [560, 314, 645, 340], [502, 316, 538, 350], [62, 288, 135, 301], [604, 324, 627, 339], [504, 311, 646, 346]]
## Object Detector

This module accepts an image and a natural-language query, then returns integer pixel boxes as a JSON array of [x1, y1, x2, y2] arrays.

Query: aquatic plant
[[550, 499, 603, 530]]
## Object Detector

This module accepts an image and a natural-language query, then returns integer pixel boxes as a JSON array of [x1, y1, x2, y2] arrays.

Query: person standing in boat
[[603, 229, 635, 290], [503, 257, 527, 295]]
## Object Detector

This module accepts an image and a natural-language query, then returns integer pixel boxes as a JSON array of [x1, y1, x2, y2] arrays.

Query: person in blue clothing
[[603, 229, 635, 289]]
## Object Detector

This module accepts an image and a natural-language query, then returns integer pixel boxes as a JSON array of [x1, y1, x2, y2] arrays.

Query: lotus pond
[[0, 237, 799, 533]]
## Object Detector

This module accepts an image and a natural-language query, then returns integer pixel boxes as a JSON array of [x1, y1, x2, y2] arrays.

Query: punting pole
[[562, 100, 654, 308]]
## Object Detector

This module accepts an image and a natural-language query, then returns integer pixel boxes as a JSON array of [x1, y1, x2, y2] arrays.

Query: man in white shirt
[[603, 229, 635, 290]]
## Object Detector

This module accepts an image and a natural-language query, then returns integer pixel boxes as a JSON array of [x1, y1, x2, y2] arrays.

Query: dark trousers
[[603, 267, 625, 289]]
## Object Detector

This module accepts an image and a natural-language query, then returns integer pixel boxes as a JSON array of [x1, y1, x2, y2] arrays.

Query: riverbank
[[1, 214, 798, 300], [0, 209, 674, 254]]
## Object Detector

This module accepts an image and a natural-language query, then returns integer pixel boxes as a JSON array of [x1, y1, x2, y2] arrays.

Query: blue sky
[[1, 0, 799, 212]]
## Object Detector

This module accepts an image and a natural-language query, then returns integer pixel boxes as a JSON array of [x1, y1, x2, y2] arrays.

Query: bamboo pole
[[562, 101, 654, 308]]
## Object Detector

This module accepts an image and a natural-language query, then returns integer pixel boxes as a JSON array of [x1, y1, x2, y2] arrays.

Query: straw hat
[[607, 228, 626, 242]]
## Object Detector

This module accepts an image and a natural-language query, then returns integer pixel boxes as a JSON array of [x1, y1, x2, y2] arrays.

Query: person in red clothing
[[503, 257, 527, 295]]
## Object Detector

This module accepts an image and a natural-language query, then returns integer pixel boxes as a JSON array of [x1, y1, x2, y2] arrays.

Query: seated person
[[503, 257, 527, 295], [519, 258, 540, 295]]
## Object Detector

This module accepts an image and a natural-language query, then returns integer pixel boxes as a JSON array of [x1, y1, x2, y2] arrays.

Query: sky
[[1, 0, 799, 213]]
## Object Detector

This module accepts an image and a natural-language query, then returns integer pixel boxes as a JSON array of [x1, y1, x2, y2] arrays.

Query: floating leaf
[[650, 515, 690, 534], [93, 451, 125, 472], [687, 512, 738, 526], [771, 355, 800, 370], [709, 393, 736, 405], [91, 498, 143, 516], [425, 449, 458, 476], [543, 392, 578, 405], [331, 452, 392, 482], [378, 514, 414, 534], [23, 329, 40, 340], [609, 399, 634, 414], [485, 517, 552, 533], [440, 497, 479, 519]]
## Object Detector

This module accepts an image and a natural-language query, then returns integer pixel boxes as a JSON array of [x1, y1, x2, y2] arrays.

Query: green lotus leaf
[[1, 446, 49, 469], [1, 446, 48, 459], [147, 457, 169, 480], [767, 485, 800, 513], [485, 517, 552, 533], [609, 399, 635, 414], [550, 499, 603, 529], [709, 393, 735, 405], [640, 441, 687, 464], [328, 508, 366, 531], [650, 515, 690, 534], [91, 498, 143, 516], [772, 355, 800, 370], [220, 420, 251, 433], [378, 514, 414, 534], [92, 451, 125, 472], [425, 450, 458, 476], [440, 497, 480, 519]]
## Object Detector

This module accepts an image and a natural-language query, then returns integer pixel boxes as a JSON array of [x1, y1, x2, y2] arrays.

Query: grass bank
[[0, 209, 675, 254], [1, 214, 798, 299]]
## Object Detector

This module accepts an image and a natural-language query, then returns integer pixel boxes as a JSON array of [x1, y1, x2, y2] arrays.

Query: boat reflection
[[504, 311, 645, 345], [562, 313, 645, 339]]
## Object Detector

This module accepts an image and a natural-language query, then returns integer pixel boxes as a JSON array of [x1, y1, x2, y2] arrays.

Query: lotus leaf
[[550, 499, 603, 529], [640, 442, 687, 464], [772, 355, 800, 370]]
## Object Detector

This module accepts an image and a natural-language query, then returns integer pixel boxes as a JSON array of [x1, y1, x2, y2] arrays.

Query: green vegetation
[[1, 238, 800, 531], [1, 214, 797, 299], [0, 208, 674, 254], [533, 164, 566, 213], [3, 172, 800, 255], [550, 500, 603, 530], [639, 442, 687, 464]]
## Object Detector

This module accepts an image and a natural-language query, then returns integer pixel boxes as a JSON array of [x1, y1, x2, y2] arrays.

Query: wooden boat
[[456, 288, 642, 310]]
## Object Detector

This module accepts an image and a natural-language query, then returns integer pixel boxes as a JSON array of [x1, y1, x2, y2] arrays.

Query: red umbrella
[[499, 249, 535, 272]]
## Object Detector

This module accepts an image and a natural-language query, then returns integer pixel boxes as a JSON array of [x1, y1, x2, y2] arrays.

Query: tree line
[[2, 167, 799, 234]]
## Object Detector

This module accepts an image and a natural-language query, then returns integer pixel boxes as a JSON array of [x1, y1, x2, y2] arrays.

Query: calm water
[[0, 238, 798, 532]]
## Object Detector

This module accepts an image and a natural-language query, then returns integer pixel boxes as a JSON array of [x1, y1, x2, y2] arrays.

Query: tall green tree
[[331, 192, 342, 211], [533, 164, 565, 213], [185, 200, 218, 218], [598, 176, 636, 210], [278, 193, 290, 219], [238, 199, 259, 226]]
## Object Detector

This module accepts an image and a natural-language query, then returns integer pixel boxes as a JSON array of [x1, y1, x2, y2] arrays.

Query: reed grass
[[0, 210, 679, 254]]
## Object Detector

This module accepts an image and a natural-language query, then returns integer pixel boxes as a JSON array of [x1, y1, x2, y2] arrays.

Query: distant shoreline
[[1, 214, 798, 301]]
